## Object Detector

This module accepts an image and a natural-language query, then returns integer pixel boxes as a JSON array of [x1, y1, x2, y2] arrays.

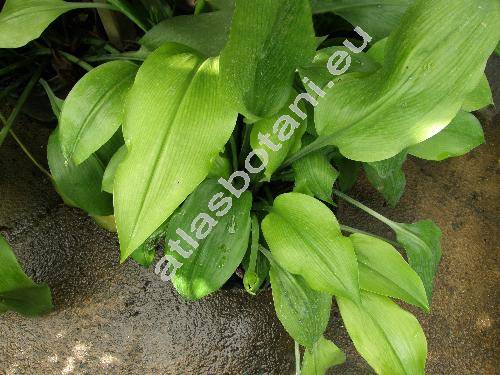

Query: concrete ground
[[0, 58, 498, 374]]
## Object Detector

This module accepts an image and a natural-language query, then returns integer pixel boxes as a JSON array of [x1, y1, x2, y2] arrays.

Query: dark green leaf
[[301, 336, 346, 375], [164, 179, 252, 300], [0, 235, 53, 317], [131, 220, 168, 267], [262, 193, 360, 300], [363, 151, 407, 207], [332, 156, 361, 192], [350, 233, 428, 311], [337, 291, 427, 374], [408, 111, 485, 161], [114, 44, 238, 261], [220, 0, 316, 120]]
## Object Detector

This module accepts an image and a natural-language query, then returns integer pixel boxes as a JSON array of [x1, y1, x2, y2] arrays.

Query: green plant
[[0, 0, 498, 373]]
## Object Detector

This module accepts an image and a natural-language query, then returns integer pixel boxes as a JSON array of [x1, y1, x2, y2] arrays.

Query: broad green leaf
[[332, 156, 361, 192], [47, 131, 114, 216], [59, 61, 138, 165], [293, 149, 339, 204], [139, 7, 234, 57], [220, 0, 316, 120], [207, 153, 231, 180], [315, 0, 500, 162], [262, 193, 360, 300], [408, 111, 485, 161], [114, 43, 238, 261], [310, 0, 413, 40], [107, 0, 150, 31], [363, 151, 407, 207], [131, 220, 168, 268], [165, 179, 252, 300], [0, 0, 109, 48], [249, 91, 307, 181], [301, 336, 346, 375], [337, 291, 427, 375], [390, 220, 442, 301], [267, 251, 332, 348], [102, 145, 127, 194], [462, 75, 493, 112], [350, 233, 428, 311], [0, 235, 53, 317], [39, 79, 64, 119]]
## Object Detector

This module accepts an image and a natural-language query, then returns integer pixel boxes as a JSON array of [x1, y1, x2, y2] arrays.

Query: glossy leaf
[[114, 44, 238, 261], [47, 131, 114, 216], [220, 0, 316, 120], [310, 0, 413, 40], [301, 336, 346, 375], [0, 0, 110, 48], [59, 61, 138, 164], [131, 220, 168, 268], [408, 111, 485, 161], [140, 6, 234, 57], [267, 251, 332, 348], [315, 0, 500, 162], [262, 193, 360, 300], [249, 91, 307, 181], [293, 148, 339, 204], [165, 180, 252, 300], [337, 291, 427, 374], [391, 220, 442, 300], [102, 145, 127, 194], [462, 75, 493, 112], [363, 151, 407, 207], [350, 233, 428, 311], [0, 235, 53, 317]]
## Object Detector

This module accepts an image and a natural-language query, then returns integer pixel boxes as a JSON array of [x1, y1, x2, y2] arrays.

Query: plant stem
[[282, 134, 334, 168], [295, 341, 301, 375], [0, 66, 43, 147], [194, 0, 206, 15], [59, 51, 94, 71], [339, 224, 400, 248]]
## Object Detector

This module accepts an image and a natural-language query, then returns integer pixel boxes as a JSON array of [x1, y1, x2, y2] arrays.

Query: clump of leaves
[[0, 0, 498, 373]]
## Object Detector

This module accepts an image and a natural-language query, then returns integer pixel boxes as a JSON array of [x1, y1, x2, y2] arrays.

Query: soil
[[0, 57, 498, 374]]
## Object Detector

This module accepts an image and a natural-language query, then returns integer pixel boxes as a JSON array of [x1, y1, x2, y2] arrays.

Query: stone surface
[[0, 58, 498, 374]]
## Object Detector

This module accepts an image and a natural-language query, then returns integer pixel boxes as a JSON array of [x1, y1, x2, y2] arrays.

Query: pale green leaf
[[391, 220, 442, 300], [47, 130, 114, 216], [293, 148, 339, 204], [350, 233, 428, 311], [220, 0, 316, 120], [363, 151, 407, 207], [267, 251, 332, 348], [102, 145, 127, 194], [114, 44, 238, 261], [408, 111, 485, 161], [139, 6, 233, 56], [59, 61, 137, 165], [0, 0, 109, 48], [310, 0, 413, 40], [0, 235, 53, 317], [262, 193, 360, 300], [337, 291, 427, 374], [462, 75, 493, 112], [249, 91, 307, 181], [165, 179, 252, 300], [315, 0, 500, 162], [301, 336, 346, 375]]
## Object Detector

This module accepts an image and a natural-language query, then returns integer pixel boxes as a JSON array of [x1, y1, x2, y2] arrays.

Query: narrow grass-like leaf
[[301, 336, 346, 375], [310, 0, 413, 40], [363, 151, 407, 207], [315, 0, 500, 162], [350, 233, 428, 311], [114, 44, 238, 261], [262, 193, 360, 300], [266, 250, 332, 348], [408, 111, 485, 161], [337, 291, 427, 374], [59, 61, 137, 165], [165, 180, 252, 300], [220, 0, 316, 120], [47, 130, 114, 216], [0, 0, 115, 48], [0, 235, 53, 317]]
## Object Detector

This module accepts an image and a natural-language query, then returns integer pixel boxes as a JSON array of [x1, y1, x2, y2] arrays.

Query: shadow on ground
[[0, 59, 498, 374]]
